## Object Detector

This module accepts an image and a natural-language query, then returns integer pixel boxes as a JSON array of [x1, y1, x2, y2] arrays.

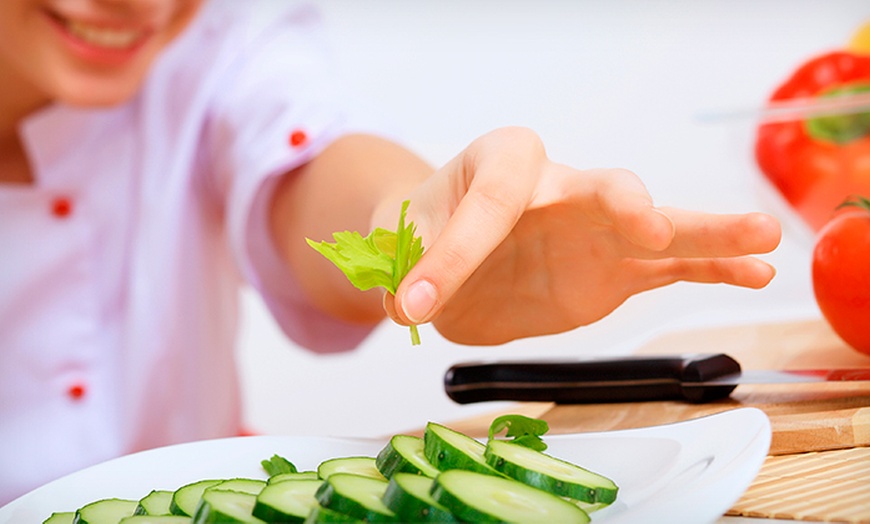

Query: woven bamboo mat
[[727, 446, 870, 522]]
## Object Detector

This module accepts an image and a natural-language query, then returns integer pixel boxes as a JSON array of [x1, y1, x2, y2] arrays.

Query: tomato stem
[[836, 195, 870, 212]]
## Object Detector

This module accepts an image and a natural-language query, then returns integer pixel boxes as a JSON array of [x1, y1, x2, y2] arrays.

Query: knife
[[443, 353, 870, 404]]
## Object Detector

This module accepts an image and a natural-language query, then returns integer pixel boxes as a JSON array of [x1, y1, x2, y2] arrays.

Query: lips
[[64, 18, 145, 50], [43, 7, 153, 63]]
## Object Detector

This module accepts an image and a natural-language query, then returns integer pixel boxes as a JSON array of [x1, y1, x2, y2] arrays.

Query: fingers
[[392, 128, 545, 325], [653, 209, 782, 258], [629, 256, 778, 293], [584, 167, 676, 252]]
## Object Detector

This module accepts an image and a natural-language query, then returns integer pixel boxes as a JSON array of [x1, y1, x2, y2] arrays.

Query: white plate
[[0, 407, 770, 524]]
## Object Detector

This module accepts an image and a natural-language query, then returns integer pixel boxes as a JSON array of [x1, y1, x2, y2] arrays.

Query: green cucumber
[[303, 506, 363, 523], [314, 473, 394, 522], [135, 490, 173, 516], [431, 469, 590, 524], [192, 489, 264, 524], [119, 517, 190, 524], [376, 435, 440, 478], [382, 473, 457, 522], [485, 440, 618, 504], [209, 478, 266, 496], [73, 498, 138, 524], [170, 479, 223, 516], [317, 457, 384, 481], [43, 512, 75, 524], [268, 471, 319, 484], [252, 479, 322, 523], [423, 423, 501, 476]]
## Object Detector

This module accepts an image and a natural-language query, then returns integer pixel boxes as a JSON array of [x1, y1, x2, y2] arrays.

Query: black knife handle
[[443, 353, 740, 404]]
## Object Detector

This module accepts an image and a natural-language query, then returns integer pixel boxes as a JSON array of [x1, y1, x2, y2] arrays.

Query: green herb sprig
[[306, 200, 425, 345], [487, 414, 550, 452]]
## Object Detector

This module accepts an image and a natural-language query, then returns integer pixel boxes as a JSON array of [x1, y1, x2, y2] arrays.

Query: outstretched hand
[[381, 127, 782, 345]]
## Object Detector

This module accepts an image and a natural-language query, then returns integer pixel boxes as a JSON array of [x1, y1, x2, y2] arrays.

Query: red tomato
[[812, 199, 870, 355]]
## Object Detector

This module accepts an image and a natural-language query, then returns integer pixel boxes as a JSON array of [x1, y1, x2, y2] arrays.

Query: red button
[[51, 197, 73, 218], [67, 383, 86, 400], [289, 129, 307, 148]]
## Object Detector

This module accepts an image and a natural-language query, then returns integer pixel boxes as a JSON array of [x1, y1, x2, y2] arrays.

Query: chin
[[54, 74, 146, 108]]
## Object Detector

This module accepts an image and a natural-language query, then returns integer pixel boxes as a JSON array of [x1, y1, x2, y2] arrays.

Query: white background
[[236, 1, 870, 439]]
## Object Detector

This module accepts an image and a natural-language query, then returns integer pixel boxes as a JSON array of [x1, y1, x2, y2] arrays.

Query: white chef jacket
[[0, 0, 381, 504]]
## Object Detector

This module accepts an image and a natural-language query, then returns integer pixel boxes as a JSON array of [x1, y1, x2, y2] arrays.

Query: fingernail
[[402, 280, 438, 324]]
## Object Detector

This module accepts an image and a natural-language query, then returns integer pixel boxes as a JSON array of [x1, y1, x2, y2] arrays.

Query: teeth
[[66, 19, 142, 49]]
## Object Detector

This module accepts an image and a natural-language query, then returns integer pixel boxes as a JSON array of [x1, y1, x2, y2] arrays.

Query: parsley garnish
[[261, 454, 297, 477], [306, 200, 425, 345], [488, 414, 550, 452]]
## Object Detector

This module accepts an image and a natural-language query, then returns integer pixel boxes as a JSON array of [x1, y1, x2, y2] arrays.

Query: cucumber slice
[[192, 489, 264, 524], [376, 435, 440, 478], [485, 440, 618, 504], [317, 457, 384, 481], [268, 471, 319, 484], [314, 473, 394, 522], [303, 506, 363, 523], [170, 479, 223, 516], [252, 479, 322, 523], [210, 478, 266, 496], [382, 473, 457, 523], [135, 490, 173, 516], [74, 498, 138, 524], [119, 517, 191, 524], [43, 512, 75, 524], [431, 469, 590, 524], [423, 422, 501, 476]]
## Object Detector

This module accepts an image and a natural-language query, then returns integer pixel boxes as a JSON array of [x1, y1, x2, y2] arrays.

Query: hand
[[382, 127, 782, 345]]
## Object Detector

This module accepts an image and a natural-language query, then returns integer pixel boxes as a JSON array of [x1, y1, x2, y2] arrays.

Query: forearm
[[269, 133, 433, 324]]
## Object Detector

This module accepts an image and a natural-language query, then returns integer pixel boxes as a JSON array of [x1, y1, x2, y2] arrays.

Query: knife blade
[[443, 353, 870, 405]]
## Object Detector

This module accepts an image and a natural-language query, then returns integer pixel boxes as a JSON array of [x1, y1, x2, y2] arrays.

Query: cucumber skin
[[423, 423, 502, 477], [375, 435, 438, 479], [74, 498, 139, 524], [484, 442, 618, 504], [170, 480, 223, 516], [252, 479, 322, 523], [43, 512, 75, 524], [303, 506, 363, 523], [430, 471, 589, 524], [135, 490, 173, 516], [191, 490, 264, 524], [381, 474, 457, 523], [314, 475, 394, 523]]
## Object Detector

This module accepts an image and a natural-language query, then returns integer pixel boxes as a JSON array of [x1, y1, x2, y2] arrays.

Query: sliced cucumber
[[382, 473, 457, 523], [423, 422, 501, 476], [252, 479, 322, 523], [485, 440, 618, 504], [74, 498, 138, 524], [268, 471, 319, 484], [192, 489, 264, 524], [303, 506, 363, 523], [209, 478, 266, 496], [170, 479, 223, 516], [317, 457, 385, 481], [135, 490, 173, 516], [376, 435, 440, 478], [314, 473, 394, 522], [119, 517, 191, 524], [431, 469, 589, 524], [43, 512, 75, 524]]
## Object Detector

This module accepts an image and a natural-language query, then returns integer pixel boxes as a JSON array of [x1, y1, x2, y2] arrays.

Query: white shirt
[[0, 0, 379, 504]]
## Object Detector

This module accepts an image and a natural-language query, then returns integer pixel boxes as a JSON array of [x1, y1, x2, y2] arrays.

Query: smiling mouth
[[66, 19, 144, 49], [46, 10, 149, 51]]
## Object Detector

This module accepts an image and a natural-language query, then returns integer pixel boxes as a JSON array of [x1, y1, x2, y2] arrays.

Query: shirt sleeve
[[203, 2, 391, 352]]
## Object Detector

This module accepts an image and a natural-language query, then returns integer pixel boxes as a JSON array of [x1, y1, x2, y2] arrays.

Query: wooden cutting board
[[539, 318, 870, 455]]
